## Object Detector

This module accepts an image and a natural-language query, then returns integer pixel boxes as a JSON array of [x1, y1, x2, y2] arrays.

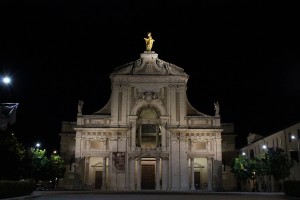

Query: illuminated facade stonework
[[59, 51, 236, 191]]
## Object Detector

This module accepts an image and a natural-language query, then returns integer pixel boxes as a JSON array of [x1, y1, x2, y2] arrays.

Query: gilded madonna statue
[[144, 32, 155, 51]]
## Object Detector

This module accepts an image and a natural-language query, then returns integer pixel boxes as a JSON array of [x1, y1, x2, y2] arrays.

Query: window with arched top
[[141, 124, 156, 133], [135, 108, 161, 149]]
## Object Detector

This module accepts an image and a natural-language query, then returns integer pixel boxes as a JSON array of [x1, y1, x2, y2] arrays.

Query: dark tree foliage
[[30, 149, 66, 189], [262, 147, 293, 181], [0, 130, 26, 180], [31, 148, 51, 182], [231, 155, 262, 181], [231, 147, 293, 183]]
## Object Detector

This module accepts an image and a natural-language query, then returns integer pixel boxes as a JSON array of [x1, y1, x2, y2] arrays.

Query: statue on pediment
[[78, 100, 84, 115], [214, 102, 220, 116], [144, 32, 155, 51]]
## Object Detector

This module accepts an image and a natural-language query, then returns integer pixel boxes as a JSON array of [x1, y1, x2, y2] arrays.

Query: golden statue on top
[[144, 32, 155, 51]]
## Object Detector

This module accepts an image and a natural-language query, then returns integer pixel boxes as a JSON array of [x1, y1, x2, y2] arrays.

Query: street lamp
[[262, 144, 267, 150], [36, 143, 41, 149], [291, 135, 300, 161], [2, 76, 11, 85]]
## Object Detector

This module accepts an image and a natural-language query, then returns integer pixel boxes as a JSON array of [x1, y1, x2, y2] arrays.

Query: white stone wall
[[59, 52, 230, 191]]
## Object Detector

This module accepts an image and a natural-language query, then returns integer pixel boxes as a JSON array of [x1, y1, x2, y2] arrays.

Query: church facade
[[59, 42, 236, 191]]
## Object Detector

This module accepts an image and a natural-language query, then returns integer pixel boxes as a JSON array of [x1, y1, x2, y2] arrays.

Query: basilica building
[[59, 35, 237, 191]]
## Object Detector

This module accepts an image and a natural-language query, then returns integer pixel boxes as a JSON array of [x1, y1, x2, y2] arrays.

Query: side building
[[59, 49, 237, 191], [240, 122, 300, 192]]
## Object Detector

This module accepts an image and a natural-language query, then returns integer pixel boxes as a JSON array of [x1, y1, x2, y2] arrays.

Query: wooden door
[[141, 165, 155, 189], [95, 171, 102, 189], [194, 172, 201, 189]]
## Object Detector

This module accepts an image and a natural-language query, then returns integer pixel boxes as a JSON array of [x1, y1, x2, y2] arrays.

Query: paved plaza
[[6, 191, 291, 200]]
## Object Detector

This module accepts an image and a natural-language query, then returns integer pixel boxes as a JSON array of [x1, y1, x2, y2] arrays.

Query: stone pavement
[[3, 191, 294, 200]]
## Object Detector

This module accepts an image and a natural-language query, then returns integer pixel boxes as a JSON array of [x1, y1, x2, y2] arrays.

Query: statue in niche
[[144, 32, 155, 51]]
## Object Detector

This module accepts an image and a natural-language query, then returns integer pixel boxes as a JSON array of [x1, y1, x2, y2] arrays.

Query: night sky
[[1, 1, 300, 151]]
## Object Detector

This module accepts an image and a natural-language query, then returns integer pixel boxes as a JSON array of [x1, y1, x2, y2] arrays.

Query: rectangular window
[[289, 133, 292, 142]]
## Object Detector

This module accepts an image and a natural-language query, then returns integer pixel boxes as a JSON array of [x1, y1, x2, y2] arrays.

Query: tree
[[232, 147, 293, 192], [231, 155, 251, 181], [262, 147, 293, 181], [31, 148, 51, 182], [0, 130, 26, 180], [49, 154, 66, 189]]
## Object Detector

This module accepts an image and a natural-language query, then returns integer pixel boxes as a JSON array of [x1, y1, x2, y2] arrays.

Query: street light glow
[[291, 135, 296, 140], [262, 145, 267, 149], [2, 76, 11, 85], [36, 143, 41, 148]]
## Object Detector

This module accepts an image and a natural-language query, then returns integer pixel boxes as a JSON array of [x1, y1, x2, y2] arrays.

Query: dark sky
[[1, 1, 300, 150]]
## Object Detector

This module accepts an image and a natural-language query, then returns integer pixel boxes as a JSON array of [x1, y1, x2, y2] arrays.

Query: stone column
[[136, 157, 141, 190], [179, 139, 189, 190], [102, 157, 107, 190], [75, 135, 82, 158], [84, 157, 90, 188], [161, 158, 168, 190], [170, 85, 177, 124], [215, 136, 222, 161], [160, 122, 166, 150], [191, 158, 195, 190], [139, 125, 142, 147], [170, 137, 179, 190], [86, 140, 91, 151], [121, 85, 128, 124], [207, 157, 213, 191], [111, 84, 119, 125], [130, 120, 136, 149], [156, 126, 159, 147], [108, 154, 114, 190], [178, 85, 187, 126], [155, 157, 161, 190], [129, 157, 135, 190]]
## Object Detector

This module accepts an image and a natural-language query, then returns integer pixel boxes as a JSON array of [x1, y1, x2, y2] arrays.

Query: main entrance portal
[[95, 171, 102, 189], [141, 164, 155, 189]]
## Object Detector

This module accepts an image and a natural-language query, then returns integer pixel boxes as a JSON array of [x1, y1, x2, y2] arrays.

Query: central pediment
[[111, 51, 188, 77]]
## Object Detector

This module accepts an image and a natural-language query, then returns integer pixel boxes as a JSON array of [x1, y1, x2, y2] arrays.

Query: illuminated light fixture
[[262, 145, 267, 149], [291, 135, 296, 140], [2, 76, 11, 85]]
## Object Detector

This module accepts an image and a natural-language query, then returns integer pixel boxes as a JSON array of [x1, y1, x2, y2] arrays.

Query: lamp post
[[2, 76, 11, 85], [262, 144, 267, 150], [291, 135, 300, 162]]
